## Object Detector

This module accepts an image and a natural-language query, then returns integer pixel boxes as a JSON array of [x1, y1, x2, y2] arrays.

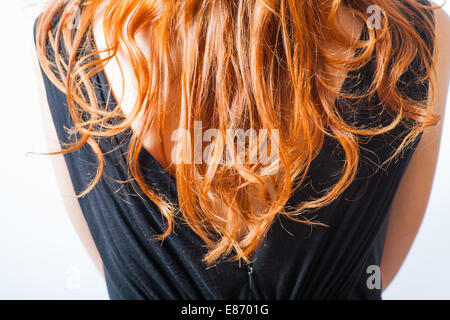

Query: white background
[[0, 1, 448, 300]]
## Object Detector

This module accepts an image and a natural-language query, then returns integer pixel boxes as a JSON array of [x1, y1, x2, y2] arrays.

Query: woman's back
[[33, 0, 449, 299]]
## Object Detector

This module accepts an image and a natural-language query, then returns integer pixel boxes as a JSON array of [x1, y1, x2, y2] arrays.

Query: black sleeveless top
[[35, 1, 434, 300]]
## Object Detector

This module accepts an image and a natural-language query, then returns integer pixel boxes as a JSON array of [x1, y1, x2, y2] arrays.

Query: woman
[[33, 0, 449, 299]]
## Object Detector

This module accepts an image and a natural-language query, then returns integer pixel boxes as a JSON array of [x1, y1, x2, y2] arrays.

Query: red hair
[[35, 0, 440, 265]]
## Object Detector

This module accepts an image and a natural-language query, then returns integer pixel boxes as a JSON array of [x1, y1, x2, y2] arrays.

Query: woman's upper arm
[[32, 39, 105, 277], [380, 5, 450, 291]]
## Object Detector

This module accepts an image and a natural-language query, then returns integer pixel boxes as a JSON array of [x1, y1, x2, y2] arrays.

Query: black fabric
[[34, 1, 434, 300]]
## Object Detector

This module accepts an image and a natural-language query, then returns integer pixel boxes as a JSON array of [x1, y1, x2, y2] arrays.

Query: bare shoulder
[[423, 3, 450, 139], [32, 37, 104, 277], [433, 3, 450, 91], [380, 4, 449, 290]]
